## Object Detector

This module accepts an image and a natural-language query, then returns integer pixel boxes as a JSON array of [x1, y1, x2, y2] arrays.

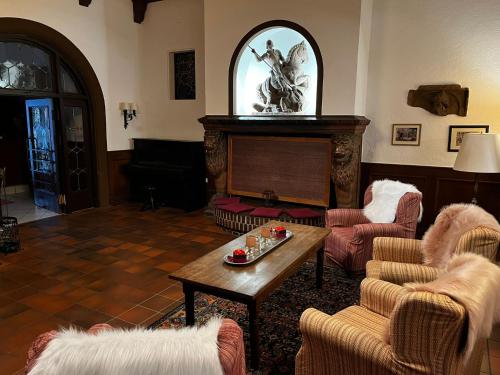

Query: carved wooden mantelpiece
[[200, 115, 370, 210]]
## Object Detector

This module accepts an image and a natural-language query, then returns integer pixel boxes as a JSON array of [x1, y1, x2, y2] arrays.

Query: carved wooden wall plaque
[[407, 84, 469, 116]]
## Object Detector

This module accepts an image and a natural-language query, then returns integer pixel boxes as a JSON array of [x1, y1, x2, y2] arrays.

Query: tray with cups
[[223, 225, 293, 266]]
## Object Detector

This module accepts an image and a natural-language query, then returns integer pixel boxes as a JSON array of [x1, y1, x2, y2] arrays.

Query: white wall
[[0, 0, 205, 150], [138, 0, 205, 142], [203, 0, 363, 115], [363, 0, 500, 167]]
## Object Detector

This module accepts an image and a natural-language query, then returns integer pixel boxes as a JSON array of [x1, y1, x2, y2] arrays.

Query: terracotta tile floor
[[0, 203, 499, 374], [0, 203, 233, 374]]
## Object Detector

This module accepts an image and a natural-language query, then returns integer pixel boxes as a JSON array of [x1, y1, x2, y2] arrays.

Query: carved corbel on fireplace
[[199, 116, 370, 210], [204, 129, 227, 198], [331, 133, 363, 208]]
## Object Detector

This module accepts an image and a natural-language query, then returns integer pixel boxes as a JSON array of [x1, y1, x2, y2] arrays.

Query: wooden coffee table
[[169, 221, 331, 369]]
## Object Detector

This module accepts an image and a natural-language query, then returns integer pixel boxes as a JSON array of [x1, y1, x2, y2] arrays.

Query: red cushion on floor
[[214, 197, 241, 205], [219, 203, 254, 214], [249, 207, 283, 218], [285, 208, 323, 219]]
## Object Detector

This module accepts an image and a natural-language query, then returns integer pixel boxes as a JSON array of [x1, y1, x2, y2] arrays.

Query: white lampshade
[[453, 133, 500, 173]]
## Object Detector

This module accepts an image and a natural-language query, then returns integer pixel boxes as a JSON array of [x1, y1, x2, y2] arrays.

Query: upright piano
[[127, 138, 206, 211]]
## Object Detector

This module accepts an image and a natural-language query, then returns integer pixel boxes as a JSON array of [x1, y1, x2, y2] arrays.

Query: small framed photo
[[392, 124, 421, 146], [447, 125, 489, 152]]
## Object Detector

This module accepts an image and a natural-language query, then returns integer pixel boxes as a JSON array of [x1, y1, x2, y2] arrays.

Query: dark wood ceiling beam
[[132, 0, 163, 24], [79, 0, 92, 6]]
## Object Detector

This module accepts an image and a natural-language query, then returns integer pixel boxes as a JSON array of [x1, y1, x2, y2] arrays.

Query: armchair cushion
[[360, 278, 407, 318]]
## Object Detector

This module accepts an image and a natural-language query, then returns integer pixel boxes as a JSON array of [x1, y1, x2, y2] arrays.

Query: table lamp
[[453, 133, 500, 204]]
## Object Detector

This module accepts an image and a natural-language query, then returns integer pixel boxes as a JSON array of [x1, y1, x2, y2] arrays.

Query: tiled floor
[[1, 191, 60, 224], [0, 203, 499, 374], [0, 203, 233, 374]]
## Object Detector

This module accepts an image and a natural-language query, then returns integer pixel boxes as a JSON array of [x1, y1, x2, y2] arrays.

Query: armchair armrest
[[373, 237, 423, 263], [367, 261, 439, 285], [391, 292, 465, 374], [325, 208, 370, 228], [360, 278, 407, 318], [352, 223, 407, 244], [296, 308, 393, 375], [218, 319, 246, 375]]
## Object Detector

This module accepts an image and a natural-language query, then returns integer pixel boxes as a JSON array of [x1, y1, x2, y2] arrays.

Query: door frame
[[0, 18, 109, 209], [25, 98, 60, 212]]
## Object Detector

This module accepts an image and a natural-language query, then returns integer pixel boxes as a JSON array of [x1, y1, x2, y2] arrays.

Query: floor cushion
[[285, 208, 323, 219], [249, 207, 283, 218], [218, 203, 254, 214]]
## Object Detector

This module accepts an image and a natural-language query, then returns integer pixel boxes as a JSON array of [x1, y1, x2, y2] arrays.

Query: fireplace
[[199, 22, 370, 232], [200, 115, 370, 212]]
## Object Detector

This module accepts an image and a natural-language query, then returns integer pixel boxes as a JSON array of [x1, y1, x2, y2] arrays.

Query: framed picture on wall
[[392, 124, 421, 146], [447, 125, 489, 152], [169, 50, 196, 100]]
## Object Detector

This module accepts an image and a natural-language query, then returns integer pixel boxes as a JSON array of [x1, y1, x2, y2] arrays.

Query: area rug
[[150, 262, 363, 374]]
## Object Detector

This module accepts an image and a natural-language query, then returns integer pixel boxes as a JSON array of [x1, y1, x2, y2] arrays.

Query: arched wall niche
[[228, 20, 324, 116], [0, 17, 109, 207]]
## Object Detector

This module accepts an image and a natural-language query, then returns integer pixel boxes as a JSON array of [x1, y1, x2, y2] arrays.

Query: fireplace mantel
[[199, 115, 370, 134], [199, 115, 371, 210]]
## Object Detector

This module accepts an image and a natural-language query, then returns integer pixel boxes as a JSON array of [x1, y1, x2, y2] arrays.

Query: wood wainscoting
[[107, 150, 132, 205], [360, 162, 500, 237]]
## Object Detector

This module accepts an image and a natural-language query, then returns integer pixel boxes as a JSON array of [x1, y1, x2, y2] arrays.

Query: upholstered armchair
[[296, 278, 486, 375], [366, 204, 500, 284], [325, 184, 422, 273]]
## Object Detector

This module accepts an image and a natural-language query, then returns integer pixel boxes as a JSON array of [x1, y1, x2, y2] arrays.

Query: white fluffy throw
[[405, 254, 500, 362], [29, 318, 224, 375], [363, 179, 422, 223]]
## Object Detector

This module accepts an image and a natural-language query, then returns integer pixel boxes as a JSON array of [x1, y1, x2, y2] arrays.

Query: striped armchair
[[366, 226, 500, 285], [296, 278, 486, 375], [325, 185, 422, 273]]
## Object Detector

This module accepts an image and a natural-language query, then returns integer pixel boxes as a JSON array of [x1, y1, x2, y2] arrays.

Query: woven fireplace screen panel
[[228, 135, 331, 207]]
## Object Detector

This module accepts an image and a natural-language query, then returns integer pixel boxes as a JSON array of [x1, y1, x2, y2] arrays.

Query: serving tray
[[223, 230, 294, 266]]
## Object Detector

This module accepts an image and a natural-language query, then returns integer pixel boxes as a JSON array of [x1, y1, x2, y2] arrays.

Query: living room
[[1, 0, 499, 374]]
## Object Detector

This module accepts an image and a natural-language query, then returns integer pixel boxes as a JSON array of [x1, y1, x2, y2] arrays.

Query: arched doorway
[[0, 18, 109, 217]]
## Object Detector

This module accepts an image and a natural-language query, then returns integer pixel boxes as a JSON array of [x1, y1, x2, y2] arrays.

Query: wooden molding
[[79, 0, 92, 6], [132, 0, 163, 24]]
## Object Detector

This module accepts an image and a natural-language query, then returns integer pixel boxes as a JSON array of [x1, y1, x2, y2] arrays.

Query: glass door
[[60, 99, 93, 212], [25, 98, 60, 212]]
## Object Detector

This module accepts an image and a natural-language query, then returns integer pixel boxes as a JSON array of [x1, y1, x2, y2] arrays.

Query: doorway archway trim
[[0, 17, 109, 207]]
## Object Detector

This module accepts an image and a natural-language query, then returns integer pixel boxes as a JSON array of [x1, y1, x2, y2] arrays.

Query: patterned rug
[[150, 261, 363, 374]]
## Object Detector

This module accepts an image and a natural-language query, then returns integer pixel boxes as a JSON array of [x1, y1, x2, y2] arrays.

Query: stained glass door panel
[[25, 98, 59, 212], [61, 100, 93, 212]]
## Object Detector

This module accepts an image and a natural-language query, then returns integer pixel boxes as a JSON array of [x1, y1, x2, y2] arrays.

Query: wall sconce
[[119, 102, 137, 129]]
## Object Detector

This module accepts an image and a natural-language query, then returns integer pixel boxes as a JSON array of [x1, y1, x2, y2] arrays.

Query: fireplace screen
[[234, 26, 318, 116], [228, 135, 331, 207]]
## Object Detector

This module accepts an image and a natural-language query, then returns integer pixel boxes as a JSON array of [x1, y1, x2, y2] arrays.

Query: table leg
[[316, 247, 324, 289], [184, 284, 195, 326], [248, 300, 260, 370]]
